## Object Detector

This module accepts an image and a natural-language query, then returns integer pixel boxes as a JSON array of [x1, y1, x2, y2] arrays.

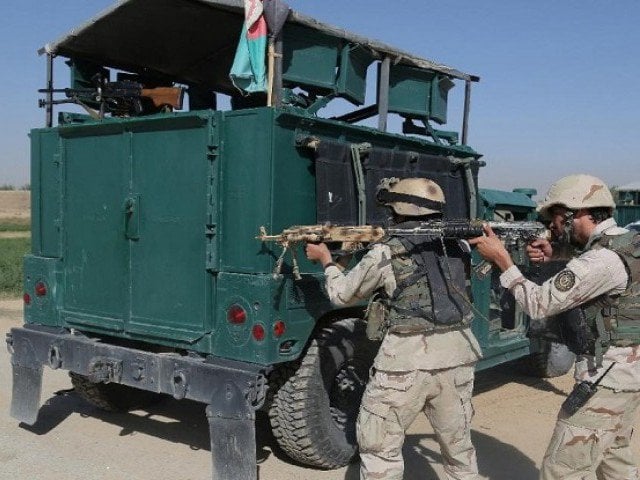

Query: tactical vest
[[381, 229, 472, 334], [580, 231, 640, 357]]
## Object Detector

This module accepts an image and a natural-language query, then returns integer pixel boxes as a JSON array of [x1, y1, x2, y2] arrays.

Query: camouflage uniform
[[324, 243, 483, 480], [499, 218, 640, 479]]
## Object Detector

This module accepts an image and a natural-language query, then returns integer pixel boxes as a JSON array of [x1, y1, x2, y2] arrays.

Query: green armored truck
[[8, 1, 568, 478]]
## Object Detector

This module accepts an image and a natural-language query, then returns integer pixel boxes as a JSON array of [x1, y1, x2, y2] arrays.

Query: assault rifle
[[257, 220, 548, 279], [39, 79, 184, 119]]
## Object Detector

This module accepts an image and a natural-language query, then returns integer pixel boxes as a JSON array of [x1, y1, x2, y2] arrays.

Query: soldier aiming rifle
[[470, 174, 640, 480], [299, 177, 483, 480]]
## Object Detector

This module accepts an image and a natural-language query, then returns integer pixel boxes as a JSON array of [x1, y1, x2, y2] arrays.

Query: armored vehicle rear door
[[127, 126, 210, 341], [63, 133, 129, 331], [61, 118, 210, 342]]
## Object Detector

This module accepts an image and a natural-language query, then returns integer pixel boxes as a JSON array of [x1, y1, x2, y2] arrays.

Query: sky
[[1, 0, 639, 198]]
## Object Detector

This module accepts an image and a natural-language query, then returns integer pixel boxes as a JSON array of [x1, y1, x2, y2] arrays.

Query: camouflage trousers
[[356, 364, 480, 480], [541, 386, 640, 480]]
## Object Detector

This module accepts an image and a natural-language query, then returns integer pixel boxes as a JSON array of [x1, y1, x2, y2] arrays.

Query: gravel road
[[1, 299, 638, 480]]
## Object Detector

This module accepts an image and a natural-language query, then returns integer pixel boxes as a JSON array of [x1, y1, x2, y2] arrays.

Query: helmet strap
[[560, 210, 576, 245], [376, 189, 444, 211]]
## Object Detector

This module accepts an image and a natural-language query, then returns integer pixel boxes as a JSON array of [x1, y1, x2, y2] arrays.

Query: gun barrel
[[38, 88, 93, 94], [386, 220, 546, 240]]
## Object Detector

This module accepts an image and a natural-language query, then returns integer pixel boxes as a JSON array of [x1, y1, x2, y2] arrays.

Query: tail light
[[273, 320, 286, 337], [252, 324, 265, 341], [35, 281, 47, 297], [227, 304, 247, 325], [23, 293, 31, 305]]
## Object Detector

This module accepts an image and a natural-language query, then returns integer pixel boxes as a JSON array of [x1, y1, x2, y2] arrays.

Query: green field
[[0, 222, 30, 232], [0, 237, 30, 297]]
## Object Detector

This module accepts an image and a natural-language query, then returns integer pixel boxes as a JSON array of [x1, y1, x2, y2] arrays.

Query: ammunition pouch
[[589, 231, 640, 364], [383, 233, 470, 335], [365, 295, 388, 341], [601, 305, 640, 347], [557, 308, 598, 356]]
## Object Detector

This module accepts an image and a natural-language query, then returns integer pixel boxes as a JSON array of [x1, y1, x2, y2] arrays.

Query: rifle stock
[[140, 86, 184, 110]]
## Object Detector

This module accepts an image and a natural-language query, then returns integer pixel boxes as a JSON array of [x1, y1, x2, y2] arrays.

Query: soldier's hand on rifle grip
[[526, 238, 553, 263], [468, 224, 515, 273], [305, 243, 333, 268]]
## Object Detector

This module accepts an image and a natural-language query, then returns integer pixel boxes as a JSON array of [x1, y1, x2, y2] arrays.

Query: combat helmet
[[538, 174, 615, 219], [377, 177, 445, 216]]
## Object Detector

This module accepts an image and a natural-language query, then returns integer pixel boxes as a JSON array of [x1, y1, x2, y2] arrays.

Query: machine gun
[[257, 220, 548, 279], [38, 76, 184, 119]]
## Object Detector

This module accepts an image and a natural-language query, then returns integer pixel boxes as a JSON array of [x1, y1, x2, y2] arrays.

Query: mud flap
[[206, 381, 257, 480], [10, 335, 43, 425]]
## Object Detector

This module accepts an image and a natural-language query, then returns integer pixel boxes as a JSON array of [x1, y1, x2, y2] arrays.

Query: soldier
[[305, 177, 483, 480], [469, 173, 640, 480]]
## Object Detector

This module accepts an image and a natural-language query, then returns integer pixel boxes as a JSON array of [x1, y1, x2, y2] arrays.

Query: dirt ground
[[0, 191, 30, 221], [1, 299, 638, 480], [0, 231, 29, 239]]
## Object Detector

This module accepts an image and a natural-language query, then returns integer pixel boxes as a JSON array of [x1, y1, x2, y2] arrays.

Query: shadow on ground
[[475, 360, 570, 397], [340, 429, 539, 480], [22, 387, 539, 480]]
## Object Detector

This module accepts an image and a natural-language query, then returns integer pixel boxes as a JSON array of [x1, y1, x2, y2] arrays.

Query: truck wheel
[[521, 339, 575, 378], [268, 318, 379, 469], [70, 372, 160, 412]]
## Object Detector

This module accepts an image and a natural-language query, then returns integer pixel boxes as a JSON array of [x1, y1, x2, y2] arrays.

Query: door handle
[[124, 195, 140, 240]]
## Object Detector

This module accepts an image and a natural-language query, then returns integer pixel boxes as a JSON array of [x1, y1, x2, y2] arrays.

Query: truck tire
[[70, 372, 160, 412], [268, 318, 379, 468], [521, 339, 575, 378]]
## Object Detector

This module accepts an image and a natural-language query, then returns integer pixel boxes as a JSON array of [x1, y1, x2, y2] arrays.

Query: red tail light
[[35, 281, 47, 297], [252, 324, 265, 341], [273, 320, 286, 337], [227, 304, 247, 325], [23, 293, 31, 305]]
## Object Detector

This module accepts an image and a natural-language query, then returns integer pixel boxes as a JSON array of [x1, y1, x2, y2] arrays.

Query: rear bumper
[[7, 324, 269, 425]]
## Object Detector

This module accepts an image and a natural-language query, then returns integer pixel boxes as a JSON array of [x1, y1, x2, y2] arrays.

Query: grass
[[0, 215, 32, 296], [0, 216, 30, 231], [0, 222, 30, 232], [0, 236, 30, 298]]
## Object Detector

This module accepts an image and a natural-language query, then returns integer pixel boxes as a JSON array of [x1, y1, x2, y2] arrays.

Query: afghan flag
[[230, 0, 268, 93]]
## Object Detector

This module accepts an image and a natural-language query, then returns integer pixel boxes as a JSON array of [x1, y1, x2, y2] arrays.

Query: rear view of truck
[[8, 1, 540, 479]]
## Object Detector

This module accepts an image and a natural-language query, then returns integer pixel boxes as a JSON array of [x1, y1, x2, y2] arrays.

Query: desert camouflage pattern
[[500, 218, 640, 478], [541, 387, 640, 480], [380, 177, 445, 216], [259, 220, 547, 281], [537, 173, 616, 219], [322, 242, 482, 479], [500, 219, 640, 391], [324, 244, 481, 371], [324, 243, 396, 306], [357, 365, 480, 480], [373, 329, 481, 371], [258, 224, 386, 246], [259, 220, 547, 251]]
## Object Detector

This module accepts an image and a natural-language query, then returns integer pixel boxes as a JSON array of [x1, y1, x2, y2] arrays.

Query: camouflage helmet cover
[[537, 174, 615, 219], [377, 177, 445, 216]]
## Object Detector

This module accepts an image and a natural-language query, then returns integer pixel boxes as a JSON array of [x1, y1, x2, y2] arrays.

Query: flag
[[230, 0, 268, 94]]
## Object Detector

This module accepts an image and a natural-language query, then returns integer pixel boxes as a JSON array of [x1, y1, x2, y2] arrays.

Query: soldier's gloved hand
[[526, 238, 553, 263], [305, 242, 333, 267]]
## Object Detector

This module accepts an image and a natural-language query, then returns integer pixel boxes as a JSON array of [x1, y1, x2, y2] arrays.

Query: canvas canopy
[[39, 0, 478, 96]]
